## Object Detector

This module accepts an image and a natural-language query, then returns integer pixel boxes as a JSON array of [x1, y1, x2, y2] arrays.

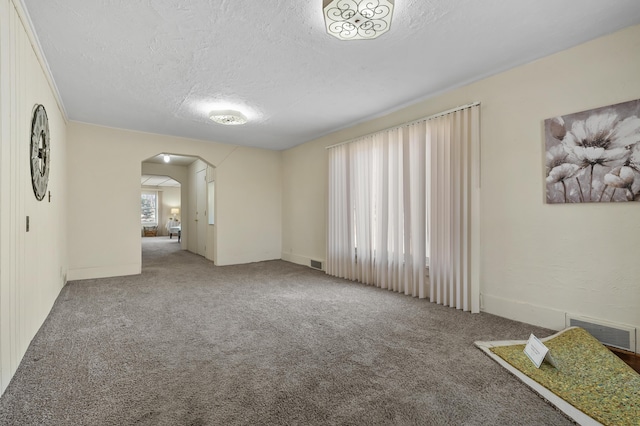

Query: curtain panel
[[327, 104, 480, 312], [427, 107, 480, 312], [327, 125, 427, 298]]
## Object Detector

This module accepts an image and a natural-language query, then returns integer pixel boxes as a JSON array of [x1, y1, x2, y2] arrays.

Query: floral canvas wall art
[[544, 99, 640, 203]]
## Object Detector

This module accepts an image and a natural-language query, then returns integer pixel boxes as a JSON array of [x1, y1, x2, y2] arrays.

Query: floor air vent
[[566, 314, 636, 352], [310, 260, 323, 270]]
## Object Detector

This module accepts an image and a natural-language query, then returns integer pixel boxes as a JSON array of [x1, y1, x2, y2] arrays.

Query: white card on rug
[[523, 334, 548, 368]]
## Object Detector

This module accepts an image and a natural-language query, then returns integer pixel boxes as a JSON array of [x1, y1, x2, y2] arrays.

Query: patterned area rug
[[476, 327, 640, 425]]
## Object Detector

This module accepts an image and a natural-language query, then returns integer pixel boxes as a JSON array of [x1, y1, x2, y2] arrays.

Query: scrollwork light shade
[[323, 0, 394, 40]]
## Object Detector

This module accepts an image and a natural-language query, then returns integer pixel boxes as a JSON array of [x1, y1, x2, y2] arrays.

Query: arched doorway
[[141, 154, 216, 261]]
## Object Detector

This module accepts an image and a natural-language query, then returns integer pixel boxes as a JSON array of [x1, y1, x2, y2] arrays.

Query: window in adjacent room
[[141, 191, 158, 225]]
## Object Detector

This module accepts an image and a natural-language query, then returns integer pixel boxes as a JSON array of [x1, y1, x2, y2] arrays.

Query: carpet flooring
[[0, 238, 574, 425]]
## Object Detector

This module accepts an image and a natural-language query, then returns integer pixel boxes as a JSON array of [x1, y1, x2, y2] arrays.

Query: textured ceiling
[[22, 0, 640, 150], [141, 175, 181, 187]]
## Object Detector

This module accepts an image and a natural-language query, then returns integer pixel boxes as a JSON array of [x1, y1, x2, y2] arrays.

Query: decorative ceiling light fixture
[[323, 0, 394, 41], [163, 154, 171, 163], [209, 110, 248, 126]]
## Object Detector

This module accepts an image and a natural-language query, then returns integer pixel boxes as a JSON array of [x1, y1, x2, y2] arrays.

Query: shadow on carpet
[[475, 327, 640, 425]]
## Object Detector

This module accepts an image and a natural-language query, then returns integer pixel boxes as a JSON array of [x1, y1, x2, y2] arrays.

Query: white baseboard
[[281, 252, 325, 270], [481, 293, 566, 331], [215, 254, 281, 266], [67, 264, 141, 281]]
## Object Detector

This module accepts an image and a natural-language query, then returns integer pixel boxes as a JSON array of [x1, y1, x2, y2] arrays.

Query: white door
[[196, 169, 207, 256]]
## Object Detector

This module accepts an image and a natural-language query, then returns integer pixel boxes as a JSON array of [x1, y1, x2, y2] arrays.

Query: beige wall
[[216, 147, 283, 265], [160, 186, 181, 235], [67, 122, 282, 279], [0, 0, 68, 394], [282, 24, 640, 342]]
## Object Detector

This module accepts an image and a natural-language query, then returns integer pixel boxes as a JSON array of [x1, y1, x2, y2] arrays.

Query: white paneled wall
[[0, 0, 68, 395]]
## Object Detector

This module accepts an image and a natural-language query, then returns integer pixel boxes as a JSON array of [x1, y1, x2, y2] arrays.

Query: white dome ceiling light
[[323, 0, 394, 41], [209, 110, 248, 126]]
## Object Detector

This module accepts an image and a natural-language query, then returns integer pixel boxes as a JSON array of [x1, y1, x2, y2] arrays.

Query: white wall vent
[[565, 314, 636, 352], [310, 260, 323, 271]]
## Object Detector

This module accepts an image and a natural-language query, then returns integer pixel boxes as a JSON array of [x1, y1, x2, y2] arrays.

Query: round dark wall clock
[[30, 104, 50, 201]]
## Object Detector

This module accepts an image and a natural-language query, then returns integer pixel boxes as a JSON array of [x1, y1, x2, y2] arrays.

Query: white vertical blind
[[427, 106, 480, 312], [327, 104, 480, 312], [327, 124, 428, 298], [327, 144, 352, 280]]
